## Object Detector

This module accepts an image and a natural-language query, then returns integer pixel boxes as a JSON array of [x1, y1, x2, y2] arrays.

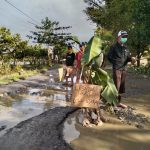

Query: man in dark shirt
[[108, 31, 136, 108], [65, 45, 75, 85]]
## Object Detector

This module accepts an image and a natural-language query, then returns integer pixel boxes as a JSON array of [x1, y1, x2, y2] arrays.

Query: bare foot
[[117, 103, 127, 109]]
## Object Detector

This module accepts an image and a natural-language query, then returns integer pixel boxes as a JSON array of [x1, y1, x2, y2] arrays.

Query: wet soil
[[0, 68, 150, 150], [64, 72, 150, 150], [0, 69, 75, 150], [0, 69, 73, 135], [64, 111, 150, 150]]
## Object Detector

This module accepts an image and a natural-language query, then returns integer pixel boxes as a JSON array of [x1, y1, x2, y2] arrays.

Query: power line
[[1, 2, 37, 29], [0, 9, 31, 30], [4, 0, 39, 24], [27, 21, 38, 26]]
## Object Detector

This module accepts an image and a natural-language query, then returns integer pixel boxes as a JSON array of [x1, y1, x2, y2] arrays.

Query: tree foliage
[[28, 17, 78, 45], [28, 17, 80, 61], [84, 0, 150, 66], [0, 27, 21, 54], [0, 26, 49, 73]]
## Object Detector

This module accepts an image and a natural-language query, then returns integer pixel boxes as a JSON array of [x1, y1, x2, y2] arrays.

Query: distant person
[[75, 44, 85, 83], [108, 30, 136, 108], [65, 45, 75, 85]]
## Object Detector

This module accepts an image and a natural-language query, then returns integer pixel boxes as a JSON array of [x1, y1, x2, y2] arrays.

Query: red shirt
[[75, 51, 83, 69]]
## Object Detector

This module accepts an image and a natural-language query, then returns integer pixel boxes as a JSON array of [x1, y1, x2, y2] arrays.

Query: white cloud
[[0, 0, 96, 43]]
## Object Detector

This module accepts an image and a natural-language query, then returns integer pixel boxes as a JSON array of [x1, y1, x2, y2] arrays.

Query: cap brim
[[118, 34, 128, 37]]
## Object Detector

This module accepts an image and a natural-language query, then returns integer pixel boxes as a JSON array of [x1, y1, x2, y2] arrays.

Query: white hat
[[118, 30, 128, 37]]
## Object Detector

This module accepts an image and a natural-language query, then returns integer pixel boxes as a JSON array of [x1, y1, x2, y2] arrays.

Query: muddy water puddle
[[62, 72, 150, 150], [63, 110, 150, 150], [0, 86, 72, 137]]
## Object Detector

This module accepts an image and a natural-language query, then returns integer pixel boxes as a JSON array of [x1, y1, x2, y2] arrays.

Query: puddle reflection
[[0, 86, 72, 137], [63, 115, 80, 143]]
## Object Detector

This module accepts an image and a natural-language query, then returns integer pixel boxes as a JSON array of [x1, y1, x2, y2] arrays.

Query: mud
[[64, 72, 150, 150], [0, 68, 150, 150], [0, 69, 72, 137]]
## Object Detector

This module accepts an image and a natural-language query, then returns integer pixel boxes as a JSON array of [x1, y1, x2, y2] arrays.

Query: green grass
[[0, 70, 38, 85], [129, 63, 150, 76], [0, 63, 62, 85]]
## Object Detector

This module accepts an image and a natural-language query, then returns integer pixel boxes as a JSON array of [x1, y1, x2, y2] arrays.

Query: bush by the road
[[129, 63, 150, 76]]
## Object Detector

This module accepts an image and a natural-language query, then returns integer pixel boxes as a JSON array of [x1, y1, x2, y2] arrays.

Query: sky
[[0, 0, 96, 44]]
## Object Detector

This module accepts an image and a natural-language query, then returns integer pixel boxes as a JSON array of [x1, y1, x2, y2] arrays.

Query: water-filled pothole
[[0, 85, 72, 137]]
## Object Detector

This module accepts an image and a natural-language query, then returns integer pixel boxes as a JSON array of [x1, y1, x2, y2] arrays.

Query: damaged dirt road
[[0, 69, 75, 150], [0, 69, 150, 150], [0, 107, 76, 150], [64, 72, 150, 150]]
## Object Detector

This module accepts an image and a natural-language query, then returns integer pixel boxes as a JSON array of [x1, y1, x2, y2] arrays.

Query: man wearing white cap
[[108, 30, 136, 108]]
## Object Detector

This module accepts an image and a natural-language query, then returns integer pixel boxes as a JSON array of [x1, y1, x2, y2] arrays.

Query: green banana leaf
[[91, 67, 118, 105], [80, 34, 118, 105], [92, 66, 108, 82], [81, 35, 102, 65], [101, 78, 119, 105], [94, 53, 104, 68]]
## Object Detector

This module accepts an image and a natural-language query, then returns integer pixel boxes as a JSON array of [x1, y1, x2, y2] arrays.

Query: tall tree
[[28, 17, 80, 62], [28, 17, 73, 46], [84, 0, 150, 66], [0, 27, 15, 54], [129, 0, 150, 66], [0, 27, 28, 65]]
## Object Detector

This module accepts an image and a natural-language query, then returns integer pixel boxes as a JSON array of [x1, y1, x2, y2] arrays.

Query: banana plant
[[81, 34, 118, 105]]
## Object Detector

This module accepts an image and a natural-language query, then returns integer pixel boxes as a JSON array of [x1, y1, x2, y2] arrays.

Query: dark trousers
[[113, 69, 126, 94]]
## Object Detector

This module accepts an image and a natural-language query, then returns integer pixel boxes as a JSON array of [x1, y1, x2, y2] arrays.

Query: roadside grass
[[0, 63, 62, 85], [0, 70, 38, 85], [129, 63, 150, 77]]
